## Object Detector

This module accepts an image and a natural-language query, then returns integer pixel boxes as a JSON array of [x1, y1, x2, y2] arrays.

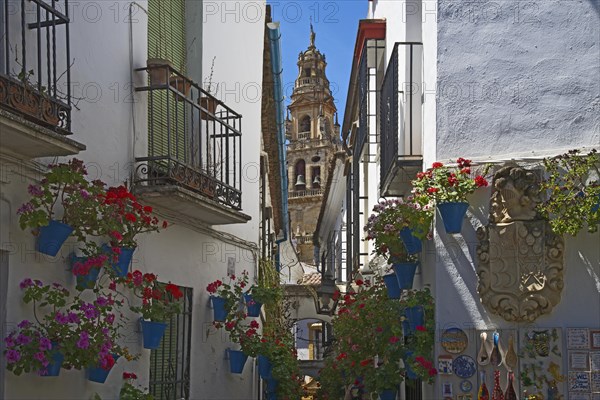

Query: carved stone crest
[[477, 165, 564, 322]]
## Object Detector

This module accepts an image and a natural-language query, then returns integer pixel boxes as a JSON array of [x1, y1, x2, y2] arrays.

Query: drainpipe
[[267, 22, 288, 271]]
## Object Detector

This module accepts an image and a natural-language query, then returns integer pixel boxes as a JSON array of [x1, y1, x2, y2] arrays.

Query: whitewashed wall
[[2, 0, 266, 398]]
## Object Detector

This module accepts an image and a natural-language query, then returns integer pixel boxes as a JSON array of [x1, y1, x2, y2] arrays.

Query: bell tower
[[286, 24, 340, 264]]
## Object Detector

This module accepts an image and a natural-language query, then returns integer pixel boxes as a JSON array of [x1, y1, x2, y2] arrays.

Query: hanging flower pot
[[169, 76, 192, 102], [379, 389, 397, 400], [399, 227, 423, 254], [199, 96, 219, 121], [257, 354, 273, 380], [41, 343, 64, 377], [244, 293, 262, 318], [391, 262, 418, 290], [102, 244, 135, 277], [147, 58, 173, 86], [69, 253, 102, 290], [140, 319, 168, 350], [383, 273, 401, 299], [86, 354, 119, 383], [437, 202, 469, 234], [211, 296, 228, 322], [404, 306, 424, 334], [266, 377, 278, 392], [227, 349, 248, 374], [36, 220, 74, 256], [403, 352, 418, 380]]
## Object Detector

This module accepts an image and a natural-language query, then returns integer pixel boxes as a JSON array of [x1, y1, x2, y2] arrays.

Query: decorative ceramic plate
[[452, 355, 477, 379], [460, 379, 473, 392], [441, 327, 469, 354]]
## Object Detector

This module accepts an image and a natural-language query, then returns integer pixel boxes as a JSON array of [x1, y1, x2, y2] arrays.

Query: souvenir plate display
[[453, 355, 477, 379], [441, 327, 468, 354], [460, 379, 473, 393]]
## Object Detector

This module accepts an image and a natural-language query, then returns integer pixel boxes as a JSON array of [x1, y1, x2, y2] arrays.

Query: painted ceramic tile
[[591, 330, 600, 350], [569, 371, 591, 392], [519, 328, 565, 399], [569, 393, 591, 400], [438, 355, 453, 375], [568, 329, 591, 350], [591, 371, 600, 392], [591, 353, 600, 372], [571, 352, 591, 371]]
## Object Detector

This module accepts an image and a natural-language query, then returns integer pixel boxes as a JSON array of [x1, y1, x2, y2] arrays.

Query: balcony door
[[147, 0, 189, 170]]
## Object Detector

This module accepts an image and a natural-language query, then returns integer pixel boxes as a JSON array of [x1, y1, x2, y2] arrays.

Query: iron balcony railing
[[0, 0, 72, 133], [134, 65, 243, 210], [380, 42, 424, 189]]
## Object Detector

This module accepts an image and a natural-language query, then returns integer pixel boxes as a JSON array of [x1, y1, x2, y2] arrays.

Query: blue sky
[[269, 1, 367, 123]]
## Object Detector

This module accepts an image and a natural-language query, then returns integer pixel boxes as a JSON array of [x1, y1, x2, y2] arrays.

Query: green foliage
[[120, 373, 154, 400], [400, 288, 436, 384], [318, 282, 437, 398], [538, 149, 600, 235], [364, 198, 432, 263], [17, 159, 105, 241], [412, 158, 490, 204], [5, 279, 136, 374]]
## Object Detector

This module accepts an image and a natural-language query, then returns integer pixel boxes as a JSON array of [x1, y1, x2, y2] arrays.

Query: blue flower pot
[[102, 244, 135, 277], [392, 262, 418, 290], [437, 202, 469, 234], [592, 194, 600, 214], [86, 354, 120, 383], [383, 273, 401, 299], [41, 344, 64, 377], [228, 349, 248, 374], [266, 392, 277, 400], [257, 355, 273, 380], [70, 253, 102, 290], [404, 306, 424, 334], [266, 377, 278, 392], [244, 293, 262, 318], [399, 227, 422, 254], [36, 220, 73, 256], [404, 351, 418, 380], [141, 320, 168, 349], [379, 389, 397, 400], [211, 296, 227, 322]]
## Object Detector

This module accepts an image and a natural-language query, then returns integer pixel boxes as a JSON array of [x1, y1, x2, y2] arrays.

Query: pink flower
[[389, 336, 401, 344], [416, 325, 427, 332]]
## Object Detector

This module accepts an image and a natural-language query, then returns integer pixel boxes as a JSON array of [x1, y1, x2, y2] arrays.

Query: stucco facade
[[0, 1, 272, 399]]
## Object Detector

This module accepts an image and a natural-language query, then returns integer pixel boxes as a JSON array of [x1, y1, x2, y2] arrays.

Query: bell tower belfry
[[286, 24, 340, 265]]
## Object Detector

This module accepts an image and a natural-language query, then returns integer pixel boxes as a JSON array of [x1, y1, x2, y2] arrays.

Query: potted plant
[[538, 149, 600, 235], [322, 279, 406, 399], [120, 372, 154, 399], [3, 320, 63, 376], [5, 279, 135, 377], [412, 158, 489, 234], [364, 199, 424, 291], [206, 272, 249, 322], [69, 247, 110, 291], [365, 198, 433, 255], [100, 185, 167, 277], [399, 288, 437, 383], [147, 58, 173, 86], [200, 56, 220, 120], [17, 159, 104, 256], [120, 270, 183, 349]]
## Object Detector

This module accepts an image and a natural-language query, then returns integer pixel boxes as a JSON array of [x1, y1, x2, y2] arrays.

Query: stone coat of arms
[[476, 165, 564, 322]]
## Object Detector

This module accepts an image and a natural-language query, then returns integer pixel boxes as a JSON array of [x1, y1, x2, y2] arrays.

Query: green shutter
[[148, 0, 187, 166]]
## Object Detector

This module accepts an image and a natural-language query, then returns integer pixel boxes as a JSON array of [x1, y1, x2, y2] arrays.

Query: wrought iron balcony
[[134, 65, 249, 226], [0, 0, 83, 158], [380, 42, 424, 197]]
